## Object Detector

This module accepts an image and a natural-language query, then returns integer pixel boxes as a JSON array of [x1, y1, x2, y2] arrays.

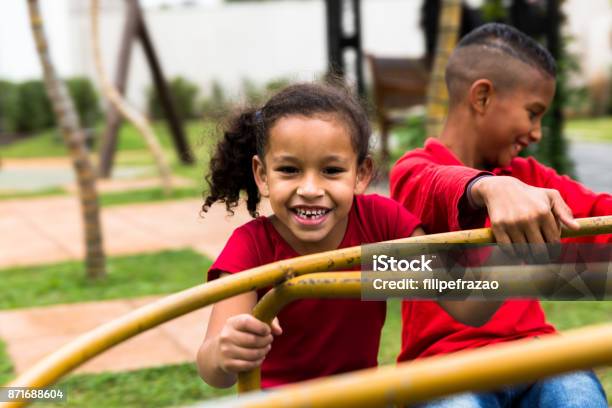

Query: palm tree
[[425, 0, 463, 137], [27, 0, 106, 279]]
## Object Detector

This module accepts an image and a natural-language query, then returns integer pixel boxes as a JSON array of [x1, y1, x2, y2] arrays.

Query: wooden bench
[[366, 54, 430, 166]]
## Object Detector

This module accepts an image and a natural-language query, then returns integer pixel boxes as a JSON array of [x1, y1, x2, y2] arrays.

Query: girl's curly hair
[[202, 82, 371, 218]]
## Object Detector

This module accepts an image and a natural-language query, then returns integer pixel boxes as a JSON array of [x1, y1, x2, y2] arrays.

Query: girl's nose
[[297, 177, 324, 197]]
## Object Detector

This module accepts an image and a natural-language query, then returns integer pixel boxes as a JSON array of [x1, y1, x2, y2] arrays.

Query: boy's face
[[477, 69, 556, 169]]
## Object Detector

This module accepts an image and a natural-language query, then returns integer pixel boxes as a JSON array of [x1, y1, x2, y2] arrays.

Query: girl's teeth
[[296, 208, 327, 218]]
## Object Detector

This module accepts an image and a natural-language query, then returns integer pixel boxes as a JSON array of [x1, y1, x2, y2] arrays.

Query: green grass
[[99, 186, 201, 207], [1, 121, 216, 159], [0, 120, 216, 205], [0, 249, 211, 310], [0, 340, 14, 385], [0, 187, 65, 201], [32, 364, 234, 408], [565, 117, 612, 143]]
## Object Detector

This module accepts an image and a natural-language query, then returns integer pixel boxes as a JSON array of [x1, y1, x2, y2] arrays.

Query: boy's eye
[[276, 166, 299, 174], [323, 167, 345, 175], [528, 110, 540, 121]]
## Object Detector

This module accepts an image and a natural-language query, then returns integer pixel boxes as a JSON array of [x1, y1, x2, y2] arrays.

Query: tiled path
[[0, 195, 266, 269]]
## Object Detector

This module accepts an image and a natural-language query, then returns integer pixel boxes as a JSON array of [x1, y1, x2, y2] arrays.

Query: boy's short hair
[[445, 23, 556, 105]]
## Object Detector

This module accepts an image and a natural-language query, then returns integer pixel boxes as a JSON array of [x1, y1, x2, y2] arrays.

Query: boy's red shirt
[[208, 194, 421, 388], [390, 138, 612, 361]]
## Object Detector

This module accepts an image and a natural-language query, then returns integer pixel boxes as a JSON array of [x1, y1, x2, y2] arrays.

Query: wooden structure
[[98, 0, 193, 178], [366, 55, 429, 164]]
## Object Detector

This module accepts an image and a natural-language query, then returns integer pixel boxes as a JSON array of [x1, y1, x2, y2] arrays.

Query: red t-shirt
[[208, 194, 421, 388], [390, 138, 612, 362]]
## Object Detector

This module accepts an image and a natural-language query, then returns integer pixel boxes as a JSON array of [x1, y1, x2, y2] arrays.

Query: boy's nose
[[529, 123, 543, 143]]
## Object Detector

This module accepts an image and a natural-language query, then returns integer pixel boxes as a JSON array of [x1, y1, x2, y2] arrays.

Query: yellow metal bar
[[1, 216, 610, 408], [229, 323, 612, 408], [238, 272, 363, 392]]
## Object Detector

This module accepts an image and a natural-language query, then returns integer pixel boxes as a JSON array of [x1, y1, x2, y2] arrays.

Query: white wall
[[69, 0, 427, 109], [0, 0, 609, 111], [0, 0, 73, 81]]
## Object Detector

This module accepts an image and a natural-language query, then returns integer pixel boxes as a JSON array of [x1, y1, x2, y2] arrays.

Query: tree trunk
[[425, 0, 462, 137], [27, 0, 106, 279], [90, 0, 173, 195]]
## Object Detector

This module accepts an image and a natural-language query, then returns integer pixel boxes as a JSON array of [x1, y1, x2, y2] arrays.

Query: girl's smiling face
[[253, 114, 371, 255]]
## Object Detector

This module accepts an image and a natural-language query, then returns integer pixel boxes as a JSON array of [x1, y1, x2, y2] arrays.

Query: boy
[[390, 23, 610, 407]]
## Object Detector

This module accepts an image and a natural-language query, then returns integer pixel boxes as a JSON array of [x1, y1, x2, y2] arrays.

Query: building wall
[[0, 0, 609, 111]]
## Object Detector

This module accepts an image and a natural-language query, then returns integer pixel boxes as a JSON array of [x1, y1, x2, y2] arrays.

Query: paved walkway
[[0, 195, 266, 269]]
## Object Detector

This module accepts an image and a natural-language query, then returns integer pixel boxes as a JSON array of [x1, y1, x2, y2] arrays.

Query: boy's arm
[[390, 157, 491, 232], [470, 175, 579, 245], [526, 158, 612, 219]]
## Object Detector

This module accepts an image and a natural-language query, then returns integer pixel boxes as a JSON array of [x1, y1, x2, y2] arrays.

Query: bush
[[200, 80, 231, 120], [147, 76, 200, 120], [16, 80, 54, 133], [0, 80, 19, 134], [66, 77, 101, 128]]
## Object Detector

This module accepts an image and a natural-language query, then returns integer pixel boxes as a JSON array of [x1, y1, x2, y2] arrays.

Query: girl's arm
[[196, 274, 282, 388]]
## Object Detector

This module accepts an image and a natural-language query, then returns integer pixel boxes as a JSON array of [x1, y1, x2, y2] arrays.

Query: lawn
[[565, 117, 612, 143], [0, 120, 217, 204]]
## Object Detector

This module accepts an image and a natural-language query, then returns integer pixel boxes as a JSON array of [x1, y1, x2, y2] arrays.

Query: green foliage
[[390, 115, 427, 163], [15, 80, 54, 133], [200, 80, 231, 120], [241, 77, 292, 106], [147, 76, 200, 120], [0, 78, 101, 134], [482, 0, 507, 22], [66, 77, 102, 128], [0, 80, 19, 133], [0, 249, 211, 309]]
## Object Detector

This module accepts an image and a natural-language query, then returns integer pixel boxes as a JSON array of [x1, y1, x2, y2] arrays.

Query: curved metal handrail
[[238, 272, 362, 392], [203, 322, 612, 407]]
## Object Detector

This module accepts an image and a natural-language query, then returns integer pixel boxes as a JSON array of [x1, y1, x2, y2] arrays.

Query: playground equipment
[[91, 0, 173, 194], [197, 322, 612, 407], [1, 216, 611, 407]]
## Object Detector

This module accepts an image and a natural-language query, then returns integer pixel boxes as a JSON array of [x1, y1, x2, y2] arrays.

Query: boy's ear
[[469, 79, 494, 114], [252, 155, 269, 197], [354, 156, 373, 194]]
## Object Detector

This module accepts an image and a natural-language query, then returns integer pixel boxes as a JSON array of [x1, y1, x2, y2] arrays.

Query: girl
[[196, 83, 425, 389]]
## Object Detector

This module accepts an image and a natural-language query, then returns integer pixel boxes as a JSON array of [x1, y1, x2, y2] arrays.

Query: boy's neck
[[438, 110, 481, 169]]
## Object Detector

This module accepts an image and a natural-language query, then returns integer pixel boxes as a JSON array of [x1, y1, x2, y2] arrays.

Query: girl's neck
[[269, 215, 349, 256]]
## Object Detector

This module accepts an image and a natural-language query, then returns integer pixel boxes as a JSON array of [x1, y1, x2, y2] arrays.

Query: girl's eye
[[323, 167, 345, 175], [528, 110, 539, 121], [276, 166, 299, 174]]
